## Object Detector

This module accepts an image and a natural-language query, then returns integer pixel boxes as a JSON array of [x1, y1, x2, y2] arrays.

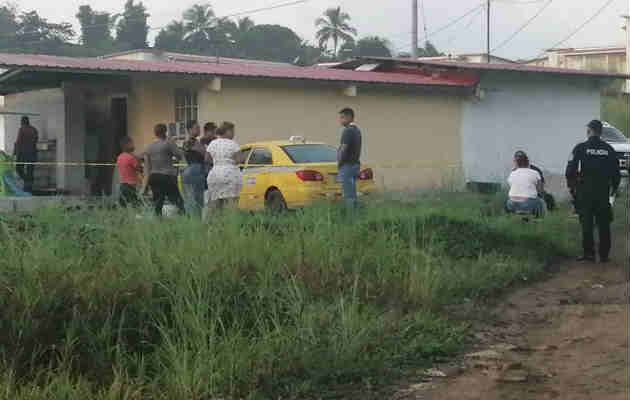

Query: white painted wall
[[3, 88, 66, 189], [460, 72, 602, 195], [3, 88, 65, 153]]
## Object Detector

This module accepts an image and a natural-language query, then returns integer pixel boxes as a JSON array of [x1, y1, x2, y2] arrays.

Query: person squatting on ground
[[566, 119, 621, 263], [205, 122, 243, 217], [337, 108, 362, 211], [144, 124, 186, 217], [506, 151, 545, 217], [117, 136, 142, 208], [14, 116, 38, 193]]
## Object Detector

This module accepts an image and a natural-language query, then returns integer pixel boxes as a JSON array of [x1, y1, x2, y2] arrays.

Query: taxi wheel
[[265, 189, 287, 213]]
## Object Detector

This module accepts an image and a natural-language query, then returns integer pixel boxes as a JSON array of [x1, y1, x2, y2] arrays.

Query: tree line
[[0, 1, 443, 64]]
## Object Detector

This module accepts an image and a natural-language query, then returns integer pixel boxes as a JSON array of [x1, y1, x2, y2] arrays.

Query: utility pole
[[487, 0, 491, 63], [623, 13, 630, 93], [412, 0, 419, 59]]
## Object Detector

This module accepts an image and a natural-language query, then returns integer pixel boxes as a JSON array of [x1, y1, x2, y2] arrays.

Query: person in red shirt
[[117, 136, 142, 208], [14, 116, 38, 193]]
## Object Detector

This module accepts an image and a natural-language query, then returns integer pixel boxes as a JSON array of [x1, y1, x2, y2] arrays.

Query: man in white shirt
[[506, 151, 545, 217]]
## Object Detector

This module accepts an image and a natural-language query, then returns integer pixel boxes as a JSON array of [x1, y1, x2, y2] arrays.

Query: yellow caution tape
[[0, 161, 461, 169]]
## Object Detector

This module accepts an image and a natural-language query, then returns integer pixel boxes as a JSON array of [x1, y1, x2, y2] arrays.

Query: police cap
[[586, 120, 603, 134]]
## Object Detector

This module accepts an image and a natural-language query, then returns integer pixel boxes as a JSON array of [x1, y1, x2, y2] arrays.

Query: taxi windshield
[[601, 127, 628, 143], [282, 144, 337, 163]]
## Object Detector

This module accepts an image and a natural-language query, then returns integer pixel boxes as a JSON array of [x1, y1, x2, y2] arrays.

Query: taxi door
[[240, 147, 274, 210], [237, 147, 253, 209]]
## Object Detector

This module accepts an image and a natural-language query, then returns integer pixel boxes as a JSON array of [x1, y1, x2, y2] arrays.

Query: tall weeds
[[0, 196, 576, 399]]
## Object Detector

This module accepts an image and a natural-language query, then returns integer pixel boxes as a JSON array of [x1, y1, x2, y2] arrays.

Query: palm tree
[[183, 3, 218, 52], [315, 7, 357, 60]]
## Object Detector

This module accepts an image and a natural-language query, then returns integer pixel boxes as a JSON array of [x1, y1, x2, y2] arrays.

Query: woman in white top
[[506, 151, 545, 217], [205, 122, 243, 214]]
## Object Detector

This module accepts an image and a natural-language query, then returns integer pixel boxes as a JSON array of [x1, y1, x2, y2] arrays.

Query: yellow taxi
[[236, 137, 376, 210]]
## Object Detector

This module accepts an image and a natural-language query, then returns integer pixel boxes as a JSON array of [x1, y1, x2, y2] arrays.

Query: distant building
[[101, 49, 292, 67], [417, 53, 516, 64], [525, 46, 626, 74]]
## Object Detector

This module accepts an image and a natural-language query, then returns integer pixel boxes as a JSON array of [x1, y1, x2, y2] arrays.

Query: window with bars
[[175, 89, 198, 123]]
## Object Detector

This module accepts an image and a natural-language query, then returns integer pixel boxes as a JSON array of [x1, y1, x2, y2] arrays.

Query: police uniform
[[565, 121, 621, 262]]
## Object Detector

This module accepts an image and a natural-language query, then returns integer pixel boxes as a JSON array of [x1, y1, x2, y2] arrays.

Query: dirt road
[[393, 219, 629, 400]]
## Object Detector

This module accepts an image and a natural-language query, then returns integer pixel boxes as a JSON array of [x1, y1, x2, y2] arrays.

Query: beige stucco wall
[[128, 77, 463, 190], [533, 52, 626, 74]]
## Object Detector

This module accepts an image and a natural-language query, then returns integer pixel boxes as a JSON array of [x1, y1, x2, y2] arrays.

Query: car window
[[282, 144, 337, 163], [248, 148, 273, 165], [601, 127, 628, 143], [238, 148, 252, 165]]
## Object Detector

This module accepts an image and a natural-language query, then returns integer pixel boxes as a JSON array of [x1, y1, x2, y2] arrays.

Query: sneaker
[[577, 256, 596, 263]]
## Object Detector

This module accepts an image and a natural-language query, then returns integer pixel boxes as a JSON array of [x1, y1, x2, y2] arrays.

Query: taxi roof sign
[[289, 136, 306, 144]]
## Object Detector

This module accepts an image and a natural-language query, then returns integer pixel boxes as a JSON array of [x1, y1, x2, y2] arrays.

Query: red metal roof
[[358, 56, 629, 79], [0, 53, 479, 88]]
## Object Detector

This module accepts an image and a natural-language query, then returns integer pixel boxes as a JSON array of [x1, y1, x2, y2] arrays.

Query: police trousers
[[577, 195, 613, 259]]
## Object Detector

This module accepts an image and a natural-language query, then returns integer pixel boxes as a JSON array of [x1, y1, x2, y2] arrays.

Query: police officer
[[566, 120, 621, 263]]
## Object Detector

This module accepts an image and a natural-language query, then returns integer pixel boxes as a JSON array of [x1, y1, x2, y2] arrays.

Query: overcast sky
[[14, 0, 630, 60]]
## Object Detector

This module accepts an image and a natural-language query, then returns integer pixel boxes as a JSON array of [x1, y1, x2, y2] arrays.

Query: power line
[[534, 0, 618, 57], [444, 6, 484, 49], [392, 2, 486, 52], [491, 0, 553, 53]]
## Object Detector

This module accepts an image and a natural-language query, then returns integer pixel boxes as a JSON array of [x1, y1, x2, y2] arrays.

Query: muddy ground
[[392, 214, 628, 400]]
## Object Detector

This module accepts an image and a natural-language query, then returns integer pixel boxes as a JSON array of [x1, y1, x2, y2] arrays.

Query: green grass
[[0, 193, 577, 399]]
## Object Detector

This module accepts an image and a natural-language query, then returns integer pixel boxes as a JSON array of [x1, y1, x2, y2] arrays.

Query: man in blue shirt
[[337, 108, 362, 210]]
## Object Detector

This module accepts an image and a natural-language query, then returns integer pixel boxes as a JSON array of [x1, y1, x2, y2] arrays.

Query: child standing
[[117, 136, 142, 208]]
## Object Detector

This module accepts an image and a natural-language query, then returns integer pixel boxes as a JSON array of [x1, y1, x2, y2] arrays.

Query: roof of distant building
[[101, 48, 293, 67], [0, 53, 481, 89], [353, 56, 629, 79]]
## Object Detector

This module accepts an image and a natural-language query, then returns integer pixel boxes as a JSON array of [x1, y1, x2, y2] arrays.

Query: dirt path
[[393, 221, 629, 400]]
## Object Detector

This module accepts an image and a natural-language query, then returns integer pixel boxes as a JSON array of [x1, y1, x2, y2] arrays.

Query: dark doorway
[[88, 97, 127, 196], [111, 98, 127, 158], [104, 97, 128, 195]]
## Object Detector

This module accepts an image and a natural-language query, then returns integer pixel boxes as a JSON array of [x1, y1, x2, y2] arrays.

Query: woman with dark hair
[[201, 122, 217, 147], [205, 122, 243, 215], [506, 151, 545, 217], [144, 124, 186, 217]]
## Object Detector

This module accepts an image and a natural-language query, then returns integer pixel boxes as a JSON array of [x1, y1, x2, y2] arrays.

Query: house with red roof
[[0, 51, 625, 197]]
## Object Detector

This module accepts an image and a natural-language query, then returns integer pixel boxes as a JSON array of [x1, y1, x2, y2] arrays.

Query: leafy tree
[[298, 41, 324, 65], [16, 10, 74, 52], [354, 36, 391, 58], [0, 2, 18, 49], [315, 6, 356, 60], [154, 21, 185, 52], [239, 24, 303, 63], [417, 41, 444, 57], [219, 17, 254, 56], [76, 5, 115, 48], [116, 0, 149, 49]]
